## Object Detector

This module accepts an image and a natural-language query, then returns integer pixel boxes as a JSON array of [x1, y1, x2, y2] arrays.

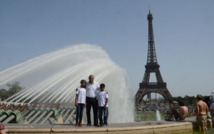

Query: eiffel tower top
[[146, 10, 158, 66]]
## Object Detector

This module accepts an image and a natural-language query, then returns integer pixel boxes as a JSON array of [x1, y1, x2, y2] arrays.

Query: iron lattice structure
[[135, 11, 172, 106]]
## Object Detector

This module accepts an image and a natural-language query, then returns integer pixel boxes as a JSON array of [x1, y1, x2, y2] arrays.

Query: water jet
[[0, 44, 134, 124]]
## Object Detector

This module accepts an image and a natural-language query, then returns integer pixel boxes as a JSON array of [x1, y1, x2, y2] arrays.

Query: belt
[[86, 97, 96, 99]]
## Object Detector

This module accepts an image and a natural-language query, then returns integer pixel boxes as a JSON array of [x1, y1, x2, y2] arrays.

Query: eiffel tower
[[135, 10, 172, 107]]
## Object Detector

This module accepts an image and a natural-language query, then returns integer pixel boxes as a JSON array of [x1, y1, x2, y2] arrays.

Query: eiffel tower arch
[[135, 10, 172, 107]]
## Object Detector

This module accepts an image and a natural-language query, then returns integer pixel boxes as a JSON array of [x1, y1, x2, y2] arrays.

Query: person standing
[[86, 75, 100, 126], [210, 91, 214, 103], [210, 101, 214, 119], [196, 94, 209, 132], [75, 80, 87, 127], [97, 84, 109, 126]]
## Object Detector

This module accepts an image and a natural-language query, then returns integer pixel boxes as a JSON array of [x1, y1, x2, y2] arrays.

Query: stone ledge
[[5, 121, 195, 134]]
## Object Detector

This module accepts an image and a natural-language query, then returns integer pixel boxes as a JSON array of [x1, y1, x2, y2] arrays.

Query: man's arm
[[75, 88, 79, 107], [104, 98, 108, 110], [196, 103, 199, 117], [170, 106, 180, 111], [75, 94, 78, 107], [205, 104, 209, 115]]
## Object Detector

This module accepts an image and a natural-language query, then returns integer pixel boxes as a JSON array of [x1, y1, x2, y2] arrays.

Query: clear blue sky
[[0, 0, 214, 97]]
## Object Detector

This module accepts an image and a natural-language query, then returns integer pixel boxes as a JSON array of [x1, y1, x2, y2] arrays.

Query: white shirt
[[96, 91, 108, 107], [76, 87, 86, 104], [210, 94, 214, 103], [86, 81, 100, 98], [210, 102, 214, 110]]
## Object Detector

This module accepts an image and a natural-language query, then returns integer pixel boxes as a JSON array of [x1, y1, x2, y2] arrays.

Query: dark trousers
[[173, 109, 181, 121], [98, 107, 108, 126], [86, 97, 98, 125], [76, 104, 84, 125]]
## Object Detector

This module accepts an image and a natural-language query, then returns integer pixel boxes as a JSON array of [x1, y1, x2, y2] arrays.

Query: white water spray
[[0, 44, 134, 123], [156, 110, 161, 121]]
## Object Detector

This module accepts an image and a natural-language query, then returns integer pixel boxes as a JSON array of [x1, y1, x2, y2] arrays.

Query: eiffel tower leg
[[135, 91, 146, 106], [142, 71, 150, 83], [155, 69, 164, 83], [135, 91, 142, 105]]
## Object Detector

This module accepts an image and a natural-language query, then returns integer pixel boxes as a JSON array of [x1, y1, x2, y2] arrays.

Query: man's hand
[[85, 103, 87, 107], [75, 102, 78, 107], [104, 105, 107, 110]]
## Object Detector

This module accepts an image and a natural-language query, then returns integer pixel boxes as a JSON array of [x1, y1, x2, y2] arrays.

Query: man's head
[[89, 75, 94, 83], [100, 83, 105, 91], [197, 94, 202, 100], [212, 91, 214, 94], [178, 101, 185, 106]]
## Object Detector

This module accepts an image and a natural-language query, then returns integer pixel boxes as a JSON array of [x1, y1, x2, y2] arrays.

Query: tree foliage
[[0, 82, 23, 100], [171, 95, 209, 106]]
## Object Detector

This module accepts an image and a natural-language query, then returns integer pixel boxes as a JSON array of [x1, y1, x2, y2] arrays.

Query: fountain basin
[[4, 120, 194, 134]]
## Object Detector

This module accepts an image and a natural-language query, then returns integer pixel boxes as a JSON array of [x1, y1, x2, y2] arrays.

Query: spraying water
[[156, 110, 161, 121], [0, 44, 134, 123]]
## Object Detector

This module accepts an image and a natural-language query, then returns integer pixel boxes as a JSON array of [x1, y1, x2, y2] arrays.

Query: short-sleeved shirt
[[86, 81, 100, 98], [210, 95, 214, 103], [76, 87, 86, 104], [96, 91, 108, 107], [210, 102, 214, 110]]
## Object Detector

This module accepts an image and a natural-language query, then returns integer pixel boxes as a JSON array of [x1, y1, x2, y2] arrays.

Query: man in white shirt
[[210, 91, 214, 103], [97, 83, 109, 126], [86, 75, 100, 126], [210, 101, 214, 119]]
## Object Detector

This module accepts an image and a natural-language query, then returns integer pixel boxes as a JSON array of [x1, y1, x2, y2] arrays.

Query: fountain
[[156, 110, 161, 121], [3, 105, 27, 123], [0, 44, 134, 124]]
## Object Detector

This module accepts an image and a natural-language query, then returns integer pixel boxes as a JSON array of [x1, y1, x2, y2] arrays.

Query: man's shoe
[[87, 124, 91, 126]]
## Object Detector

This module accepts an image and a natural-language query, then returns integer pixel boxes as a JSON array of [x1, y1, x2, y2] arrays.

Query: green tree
[[0, 82, 23, 100], [171, 95, 197, 106], [0, 89, 9, 100]]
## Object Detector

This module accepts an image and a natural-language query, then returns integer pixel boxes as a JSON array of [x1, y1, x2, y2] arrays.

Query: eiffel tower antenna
[[135, 10, 172, 107]]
